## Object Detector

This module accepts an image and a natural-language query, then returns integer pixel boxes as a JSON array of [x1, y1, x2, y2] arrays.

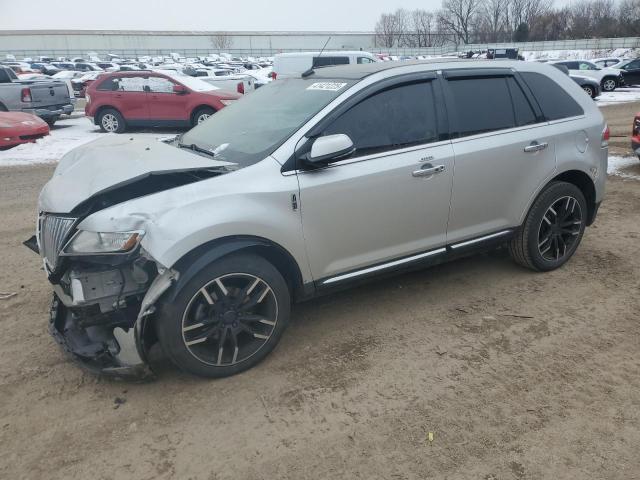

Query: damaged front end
[[29, 216, 178, 379]]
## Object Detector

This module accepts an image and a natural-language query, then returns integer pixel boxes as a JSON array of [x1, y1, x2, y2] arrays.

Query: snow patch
[[608, 155, 640, 180]]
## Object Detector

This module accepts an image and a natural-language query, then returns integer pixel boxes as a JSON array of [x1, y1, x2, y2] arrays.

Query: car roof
[[309, 58, 506, 80], [276, 51, 374, 58]]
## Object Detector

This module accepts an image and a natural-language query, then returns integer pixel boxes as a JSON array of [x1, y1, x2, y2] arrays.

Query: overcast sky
[[2, 0, 459, 31]]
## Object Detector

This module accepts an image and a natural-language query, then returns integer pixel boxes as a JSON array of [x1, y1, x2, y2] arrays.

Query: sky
[[1, 0, 448, 31]]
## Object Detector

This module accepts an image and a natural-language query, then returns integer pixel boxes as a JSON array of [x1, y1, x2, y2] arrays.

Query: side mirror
[[306, 134, 355, 165], [173, 84, 187, 94]]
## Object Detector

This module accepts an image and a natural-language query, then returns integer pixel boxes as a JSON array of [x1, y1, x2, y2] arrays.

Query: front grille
[[39, 215, 76, 270]]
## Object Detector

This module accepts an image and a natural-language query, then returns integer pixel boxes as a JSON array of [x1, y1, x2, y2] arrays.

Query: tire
[[192, 107, 215, 127], [582, 85, 595, 98], [601, 77, 618, 92], [509, 181, 587, 272], [156, 253, 291, 378], [97, 108, 126, 133]]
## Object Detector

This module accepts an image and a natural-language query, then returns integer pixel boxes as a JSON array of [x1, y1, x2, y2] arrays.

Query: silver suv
[[30, 60, 608, 379]]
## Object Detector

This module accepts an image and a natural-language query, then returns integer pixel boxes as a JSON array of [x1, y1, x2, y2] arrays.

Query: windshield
[[180, 77, 355, 167]]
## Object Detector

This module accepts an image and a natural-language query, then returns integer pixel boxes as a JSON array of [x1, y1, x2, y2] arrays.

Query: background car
[[571, 74, 600, 98], [0, 111, 49, 149], [616, 59, 640, 86], [550, 60, 624, 91], [85, 70, 241, 132]]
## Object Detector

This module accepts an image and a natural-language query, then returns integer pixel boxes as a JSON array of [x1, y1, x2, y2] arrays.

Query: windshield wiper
[[176, 142, 218, 159]]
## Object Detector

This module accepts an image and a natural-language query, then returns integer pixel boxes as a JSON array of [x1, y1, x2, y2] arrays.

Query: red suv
[[85, 71, 241, 133]]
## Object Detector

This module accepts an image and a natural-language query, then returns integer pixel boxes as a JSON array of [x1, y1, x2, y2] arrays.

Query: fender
[[166, 236, 308, 302]]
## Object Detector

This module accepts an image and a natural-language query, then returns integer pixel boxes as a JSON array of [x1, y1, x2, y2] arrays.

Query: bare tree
[[412, 9, 436, 46], [438, 0, 484, 44], [618, 0, 640, 35], [480, 0, 509, 42], [375, 13, 399, 48], [209, 33, 233, 51]]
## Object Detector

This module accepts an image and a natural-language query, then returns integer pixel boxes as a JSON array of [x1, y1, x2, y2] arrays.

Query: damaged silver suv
[[29, 60, 608, 379]]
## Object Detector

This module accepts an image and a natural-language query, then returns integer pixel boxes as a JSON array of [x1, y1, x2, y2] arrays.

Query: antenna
[[301, 36, 332, 78]]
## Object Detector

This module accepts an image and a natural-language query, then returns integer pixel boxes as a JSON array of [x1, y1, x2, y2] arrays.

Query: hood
[[39, 135, 236, 214], [0, 112, 48, 127]]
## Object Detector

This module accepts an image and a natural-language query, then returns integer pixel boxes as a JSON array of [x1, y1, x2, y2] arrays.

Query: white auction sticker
[[307, 82, 348, 92]]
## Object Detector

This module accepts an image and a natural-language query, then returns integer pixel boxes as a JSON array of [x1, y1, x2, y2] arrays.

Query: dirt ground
[[1, 104, 640, 480]]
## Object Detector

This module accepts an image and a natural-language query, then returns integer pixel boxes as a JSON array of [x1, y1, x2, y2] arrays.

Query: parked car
[[74, 62, 103, 72], [0, 66, 73, 126], [571, 75, 600, 98], [550, 60, 624, 91], [633, 113, 640, 159], [272, 51, 378, 79], [71, 71, 102, 98], [30, 63, 61, 75], [0, 111, 49, 149], [85, 70, 241, 132], [615, 58, 640, 86], [594, 57, 625, 68], [29, 60, 607, 380], [550, 63, 600, 98], [197, 72, 255, 95]]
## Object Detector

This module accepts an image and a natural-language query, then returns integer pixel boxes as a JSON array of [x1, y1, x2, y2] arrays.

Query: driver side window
[[321, 81, 439, 160]]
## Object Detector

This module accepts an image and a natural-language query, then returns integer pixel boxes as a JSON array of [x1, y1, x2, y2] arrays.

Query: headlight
[[63, 231, 143, 255], [220, 99, 235, 106]]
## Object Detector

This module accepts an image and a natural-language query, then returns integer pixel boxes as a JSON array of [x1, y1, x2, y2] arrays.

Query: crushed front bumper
[[49, 294, 154, 380], [47, 267, 178, 381]]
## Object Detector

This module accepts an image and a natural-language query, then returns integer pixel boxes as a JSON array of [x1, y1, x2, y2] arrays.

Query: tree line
[[374, 0, 640, 48]]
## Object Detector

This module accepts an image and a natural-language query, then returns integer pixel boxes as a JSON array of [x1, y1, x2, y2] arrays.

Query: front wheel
[[192, 107, 215, 127], [97, 108, 126, 133], [582, 85, 596, 98], [156, 254, 291, 378], [509, 182, 587, 272], [601, 77, 618, 92]]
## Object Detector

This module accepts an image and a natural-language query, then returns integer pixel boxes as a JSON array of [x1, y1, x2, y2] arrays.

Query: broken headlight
[[63, 231, 144, 255]]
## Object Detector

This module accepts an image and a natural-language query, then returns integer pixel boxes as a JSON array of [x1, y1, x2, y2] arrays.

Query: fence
[[1, 35, 640, 60]]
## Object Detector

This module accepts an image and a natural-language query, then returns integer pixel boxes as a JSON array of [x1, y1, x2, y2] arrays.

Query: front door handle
[[524, 141, 549, 153], [412, 163, 445, 177]]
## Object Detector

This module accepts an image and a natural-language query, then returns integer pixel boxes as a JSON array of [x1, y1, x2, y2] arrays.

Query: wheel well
[[191, 105, 216, 122], [172, 236, 307, 302], [0, 103, 7, 112], [95, 105, 121, 121], [552, 170, 597, 225]]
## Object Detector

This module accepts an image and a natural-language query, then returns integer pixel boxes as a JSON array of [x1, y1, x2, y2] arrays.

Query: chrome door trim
[[322, 247, 447, 285], [449, 230, 512, 250]]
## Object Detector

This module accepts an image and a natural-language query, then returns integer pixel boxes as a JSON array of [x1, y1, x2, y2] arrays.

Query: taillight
[[633, 115, 640, 137], [271, 72, 277, 80], [21, 87, 32, 102], [237, 82, 244, 94], [601, 124, 610, 148]]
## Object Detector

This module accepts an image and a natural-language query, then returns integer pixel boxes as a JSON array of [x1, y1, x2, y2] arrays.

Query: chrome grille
[[39, 215, 76, 270]]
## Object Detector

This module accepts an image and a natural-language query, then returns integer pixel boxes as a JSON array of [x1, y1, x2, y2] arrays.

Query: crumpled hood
[[39, 135, 235, 213]]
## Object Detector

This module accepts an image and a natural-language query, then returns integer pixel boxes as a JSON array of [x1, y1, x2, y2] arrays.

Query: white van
[[272, 51, 377, 79]]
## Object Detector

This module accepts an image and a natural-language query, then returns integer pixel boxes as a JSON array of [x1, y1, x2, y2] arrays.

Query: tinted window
[[97, 77, 120, 91], [446, 77, 518, 136], [520, 72, 584, 121], [322, 81, 439, 158], [507, 77, 537, 126], [357, 57, 375, 64], [313, 56, 350, 67]]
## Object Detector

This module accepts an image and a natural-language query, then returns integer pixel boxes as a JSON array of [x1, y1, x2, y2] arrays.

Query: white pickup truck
[[190, 68, 256, 95], [0, 66, 73, 126]]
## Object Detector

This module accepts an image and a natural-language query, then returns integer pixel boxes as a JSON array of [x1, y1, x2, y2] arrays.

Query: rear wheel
[[601, 77, 618, 92], [45, 117, 58, 127], [192, 107, 215, 127], [509, 182, 587, 271], [156, 254, 291, 378], [98, 108, 126, 133]]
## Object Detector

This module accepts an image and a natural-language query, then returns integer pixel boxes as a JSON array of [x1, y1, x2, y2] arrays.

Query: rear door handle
[[524, 141, 548, 153], [412, 163, 445, 177]]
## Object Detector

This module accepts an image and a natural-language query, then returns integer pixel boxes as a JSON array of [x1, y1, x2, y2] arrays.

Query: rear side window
[[97, 77, 120, 91], [520, 72, 584, 121], [446, 77, 528, 137], [322, 81, 439, 158], [313, 56, 350, 68]]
